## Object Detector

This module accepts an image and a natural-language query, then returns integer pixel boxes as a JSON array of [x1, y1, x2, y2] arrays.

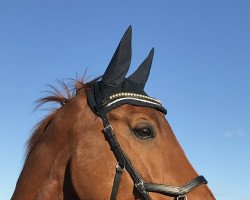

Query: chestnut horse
[[12, 27, 215, 200]]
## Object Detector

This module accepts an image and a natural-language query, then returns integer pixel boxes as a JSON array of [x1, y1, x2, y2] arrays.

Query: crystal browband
[[107, 92, 162, 105], [102, 92, 167, 114]]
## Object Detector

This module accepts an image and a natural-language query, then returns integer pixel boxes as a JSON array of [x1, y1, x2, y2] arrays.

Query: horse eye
[[133, 126, 154, 139]]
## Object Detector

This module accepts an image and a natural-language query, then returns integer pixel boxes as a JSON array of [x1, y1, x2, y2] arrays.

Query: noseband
[[87, 89, 208, 200]]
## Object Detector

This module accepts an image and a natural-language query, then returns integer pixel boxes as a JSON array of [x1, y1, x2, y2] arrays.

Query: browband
[[86, 87, 167, 116]]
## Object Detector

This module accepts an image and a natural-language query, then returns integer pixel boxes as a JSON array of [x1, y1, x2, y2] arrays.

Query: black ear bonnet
[[86, 26, 167, 115]]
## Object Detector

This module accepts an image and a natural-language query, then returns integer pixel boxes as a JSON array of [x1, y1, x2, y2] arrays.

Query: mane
[[26, 76, 99, 158]]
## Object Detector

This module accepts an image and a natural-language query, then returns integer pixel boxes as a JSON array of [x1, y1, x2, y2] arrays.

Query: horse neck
[[12, 92, 88, 200]]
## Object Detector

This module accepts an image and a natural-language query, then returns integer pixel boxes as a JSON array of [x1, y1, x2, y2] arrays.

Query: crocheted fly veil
[[86, 26, 167, 115]]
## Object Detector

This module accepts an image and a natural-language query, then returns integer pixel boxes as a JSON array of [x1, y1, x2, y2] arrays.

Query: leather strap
[[110, 164, 125, 200], [144, 175, 207, 196], [99, 107, 126, 169], [98, 107, 152, 200]]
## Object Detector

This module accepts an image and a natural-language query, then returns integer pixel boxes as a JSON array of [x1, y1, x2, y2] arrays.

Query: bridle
[[86, 89, 208, 200]]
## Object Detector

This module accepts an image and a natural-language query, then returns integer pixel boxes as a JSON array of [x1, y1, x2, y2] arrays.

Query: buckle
[[176, 196, 187, 200], [104, 124, 112, 131], [135, 181, 147, 194], [116, 162, 125, 171]]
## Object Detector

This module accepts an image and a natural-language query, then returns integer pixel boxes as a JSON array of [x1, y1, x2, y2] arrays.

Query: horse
[[11, 26, 215, 200]]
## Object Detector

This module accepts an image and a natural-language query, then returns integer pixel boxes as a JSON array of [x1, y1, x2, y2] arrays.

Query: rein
[[87, 89, 208, 200]]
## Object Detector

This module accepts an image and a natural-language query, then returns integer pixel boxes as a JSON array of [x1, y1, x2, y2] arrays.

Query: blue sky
[[0, 1, 249, 199]]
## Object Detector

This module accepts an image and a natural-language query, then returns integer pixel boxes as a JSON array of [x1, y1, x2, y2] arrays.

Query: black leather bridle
[[86, 89, 208, 200]]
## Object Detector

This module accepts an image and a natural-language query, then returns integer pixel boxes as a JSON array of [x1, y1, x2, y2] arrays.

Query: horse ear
[[128, 48, 154, 89], [102, 26, 132, 87]]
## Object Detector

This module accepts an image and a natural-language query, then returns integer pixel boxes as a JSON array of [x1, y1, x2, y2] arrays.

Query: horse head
[[12, 26, 215, 200]]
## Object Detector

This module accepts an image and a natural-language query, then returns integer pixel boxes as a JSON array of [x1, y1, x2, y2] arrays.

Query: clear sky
[[0, 1, 249, 199]]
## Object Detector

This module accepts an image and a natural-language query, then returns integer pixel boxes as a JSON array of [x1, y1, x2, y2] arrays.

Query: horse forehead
[[109, 104, 163, 123]]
